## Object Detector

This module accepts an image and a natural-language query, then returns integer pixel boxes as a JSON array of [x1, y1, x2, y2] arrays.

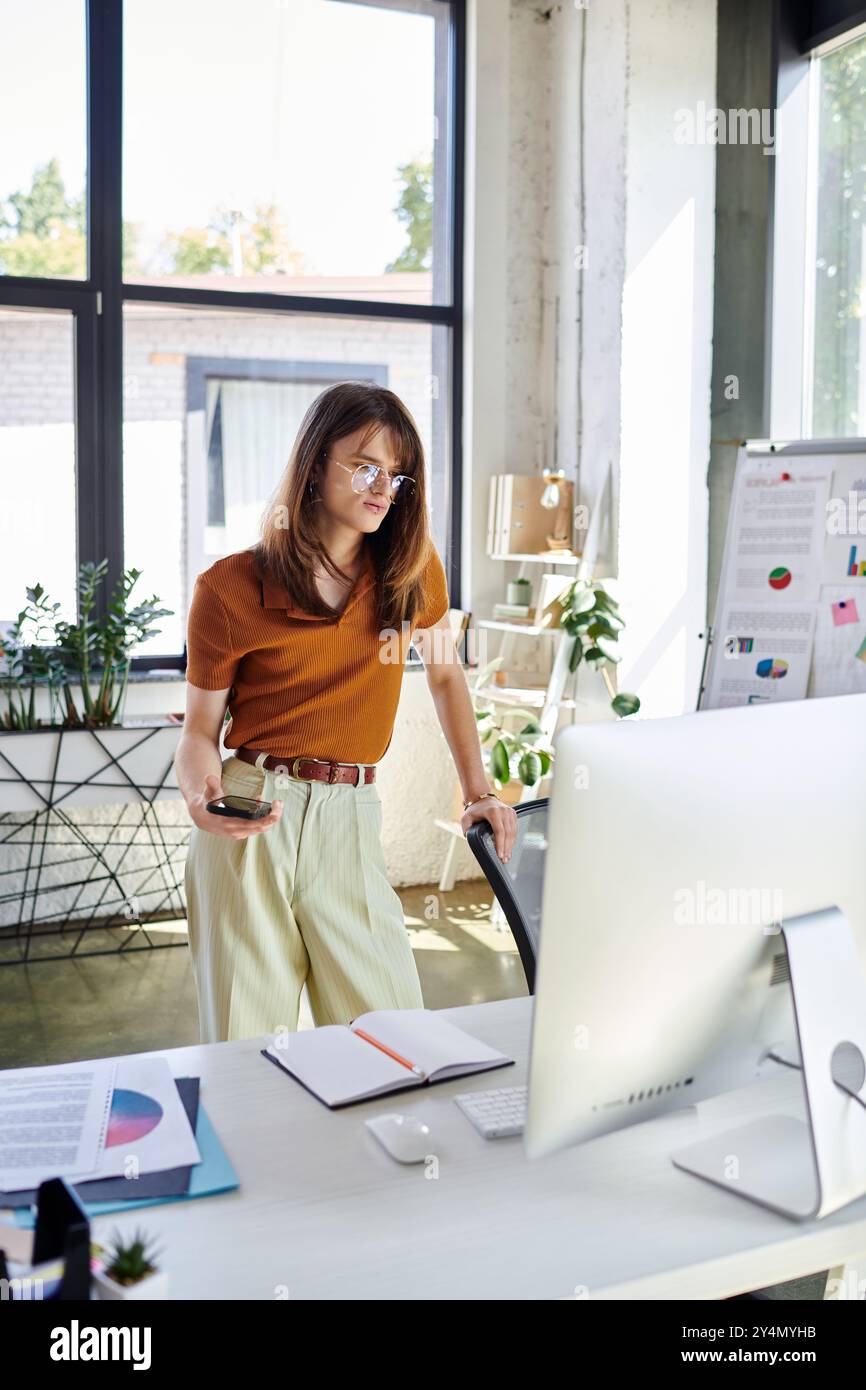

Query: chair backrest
[[466, 798, 548, 993]]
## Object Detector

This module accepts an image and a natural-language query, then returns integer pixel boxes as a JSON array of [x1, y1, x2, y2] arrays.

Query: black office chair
[[466, 798, 548, 994]]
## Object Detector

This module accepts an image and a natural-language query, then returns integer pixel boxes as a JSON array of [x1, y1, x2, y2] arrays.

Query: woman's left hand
[[461, 795, 518, 863]]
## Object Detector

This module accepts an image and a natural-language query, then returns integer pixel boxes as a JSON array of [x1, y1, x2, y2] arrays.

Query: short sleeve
[[413, 542, 450, 630], [185, 574, 241, 691]]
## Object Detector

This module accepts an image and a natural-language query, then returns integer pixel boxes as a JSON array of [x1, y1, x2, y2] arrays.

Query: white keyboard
[[455, 1085, 527, 1139]]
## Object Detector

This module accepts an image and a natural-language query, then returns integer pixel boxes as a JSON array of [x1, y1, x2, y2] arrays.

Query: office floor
[[0, 878, 527, 1068]]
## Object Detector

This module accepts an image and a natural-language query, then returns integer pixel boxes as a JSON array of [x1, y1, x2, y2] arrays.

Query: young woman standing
[[176, 382, 517, 1044]]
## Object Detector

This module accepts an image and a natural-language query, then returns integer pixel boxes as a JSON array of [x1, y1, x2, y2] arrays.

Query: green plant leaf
[[568, 637, 583, 672], [611, 692, 641, 717], [592, 588, 620, 612], [537, 748, 552, 775], [595, 636, 622, 662], [498, 707, 540, 723], [587, 618, 618, 640], [584, 645, 606, 664], [518, 750, 542, 786], [490, 739, 511, 783], [568, 586, 596, 615]]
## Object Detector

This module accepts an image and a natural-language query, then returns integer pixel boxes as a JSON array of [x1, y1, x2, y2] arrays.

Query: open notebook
[[261, 1009, 513, 1108]]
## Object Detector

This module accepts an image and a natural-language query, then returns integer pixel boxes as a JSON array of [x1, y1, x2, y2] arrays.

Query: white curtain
[[208, 378, 324, 552]]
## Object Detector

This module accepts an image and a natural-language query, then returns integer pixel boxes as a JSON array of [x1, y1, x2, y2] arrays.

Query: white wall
[[520, 0, 716, 716], [617, 0, 716, 716]]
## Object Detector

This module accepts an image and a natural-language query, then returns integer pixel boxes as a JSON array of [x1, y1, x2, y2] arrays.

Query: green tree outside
[[386, 155, 433, 273]]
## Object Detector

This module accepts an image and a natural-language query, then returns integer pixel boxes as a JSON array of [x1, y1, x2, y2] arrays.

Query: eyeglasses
[[329, 455, 415, 504]]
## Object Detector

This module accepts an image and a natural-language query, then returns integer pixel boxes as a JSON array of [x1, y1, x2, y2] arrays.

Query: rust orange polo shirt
[[185, 540, 449, 763]]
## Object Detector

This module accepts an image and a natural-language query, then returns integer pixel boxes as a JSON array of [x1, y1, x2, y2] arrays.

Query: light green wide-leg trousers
[[184, 754, 424, 1043]]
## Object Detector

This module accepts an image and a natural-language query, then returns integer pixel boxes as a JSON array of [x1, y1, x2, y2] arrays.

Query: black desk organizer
[[0, 1177, 91, 1299]]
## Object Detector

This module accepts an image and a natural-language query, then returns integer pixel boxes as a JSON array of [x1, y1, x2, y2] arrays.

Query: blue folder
[[12, 1102, 239, 1228]]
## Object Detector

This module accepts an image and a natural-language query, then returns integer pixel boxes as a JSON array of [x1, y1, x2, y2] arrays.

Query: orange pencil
[[353, 1028, 425, 1077]]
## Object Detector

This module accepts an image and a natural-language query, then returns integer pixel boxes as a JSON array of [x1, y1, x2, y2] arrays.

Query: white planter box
[[0, 724, 188, 942], [0, 724, 183, 814]]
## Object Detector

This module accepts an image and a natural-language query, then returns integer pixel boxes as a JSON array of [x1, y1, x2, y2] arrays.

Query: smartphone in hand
[[207, 794, 272, 821]]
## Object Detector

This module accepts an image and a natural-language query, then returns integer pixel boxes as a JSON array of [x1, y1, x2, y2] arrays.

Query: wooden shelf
[[477, 618, 561, 636], [487, 552, 581, 565], [475, 684, 576, 710]]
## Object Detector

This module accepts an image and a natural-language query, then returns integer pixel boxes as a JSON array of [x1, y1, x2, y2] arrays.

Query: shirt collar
[[260, 547, 376, 621]]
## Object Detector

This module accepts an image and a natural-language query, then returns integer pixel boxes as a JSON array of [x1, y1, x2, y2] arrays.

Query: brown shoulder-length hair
[[251, 381, 433, 630]]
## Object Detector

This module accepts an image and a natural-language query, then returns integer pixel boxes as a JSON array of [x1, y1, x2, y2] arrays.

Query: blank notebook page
[[265, 1026, 410, 1107], [352, 1009, 507, 1078]]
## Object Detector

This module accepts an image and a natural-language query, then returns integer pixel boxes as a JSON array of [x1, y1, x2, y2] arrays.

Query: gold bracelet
[[463, 792, 499, 812]]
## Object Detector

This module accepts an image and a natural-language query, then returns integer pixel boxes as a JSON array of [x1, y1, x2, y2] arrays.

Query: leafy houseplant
[[467, 578, 640, 800], [553, 578, 641, 719], [0, 561, 172, 731], [94, 1226, 168, 1301], [472, 658, 554, 795]]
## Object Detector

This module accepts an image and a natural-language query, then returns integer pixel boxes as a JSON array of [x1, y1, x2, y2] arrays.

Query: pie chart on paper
[[756, 658, 789, 680], [105, 1089, 164, 1147], [768, 566, 792, 591]]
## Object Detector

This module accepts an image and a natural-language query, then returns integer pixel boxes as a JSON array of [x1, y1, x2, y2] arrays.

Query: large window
[[0, 308, 78, 622], [123, 0, 452, 305], [0, 2, 87, 281], [809, 29, 866, 436], [0, 0, 463, 668], [123, 305, 449, 654]]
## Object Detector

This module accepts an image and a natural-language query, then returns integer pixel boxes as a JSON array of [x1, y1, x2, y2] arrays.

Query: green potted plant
[[552, 577, 641, 718], [463, 578, 640, 808], [93, 1226, 168, 1301], [0, 560, 172, 731], [471, 658, 554, 801], [505, 575, 532, 607]]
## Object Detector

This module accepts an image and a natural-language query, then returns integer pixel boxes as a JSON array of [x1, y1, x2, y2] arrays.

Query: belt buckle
[[292, 755, 334, 782]]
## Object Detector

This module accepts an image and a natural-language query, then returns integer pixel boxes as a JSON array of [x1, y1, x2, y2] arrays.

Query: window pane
[[123, 303, 450, 656], [0, 1, 87, 280], [0, 308, 77, 633], [123, 0, 452, 305], [810, 32, 866, 436]]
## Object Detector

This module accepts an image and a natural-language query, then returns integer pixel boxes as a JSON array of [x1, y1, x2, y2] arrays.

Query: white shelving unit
[[434, 552, 582, 898], [478, 551, 581, 745]]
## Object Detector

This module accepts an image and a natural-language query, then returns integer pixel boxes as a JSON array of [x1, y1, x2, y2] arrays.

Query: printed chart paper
[[726, 461, 833, 605], [0, 1058, 116, 1192], [703, 446, 866, 707], [810, 585, 866, 699], [72, 1056, 202, 1181], [822, 457, 866, 586], [705, 604, 816, 708]]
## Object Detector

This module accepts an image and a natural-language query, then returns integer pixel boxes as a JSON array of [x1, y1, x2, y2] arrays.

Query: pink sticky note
[[832, 598, 859, 627]]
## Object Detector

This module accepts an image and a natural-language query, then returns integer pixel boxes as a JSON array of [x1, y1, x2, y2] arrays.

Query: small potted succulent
[[505, 576, 532, 607], [93, 1226, 168, 1301]]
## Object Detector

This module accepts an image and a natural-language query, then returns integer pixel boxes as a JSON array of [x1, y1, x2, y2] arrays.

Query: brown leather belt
[[235, 745, 376, 786]]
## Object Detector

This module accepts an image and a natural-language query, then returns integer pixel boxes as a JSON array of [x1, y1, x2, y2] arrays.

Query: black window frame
[[0, 0, 465, 672]]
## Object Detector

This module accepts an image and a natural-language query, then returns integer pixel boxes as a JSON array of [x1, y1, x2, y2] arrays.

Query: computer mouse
[[365, 1113, 435, 1164]]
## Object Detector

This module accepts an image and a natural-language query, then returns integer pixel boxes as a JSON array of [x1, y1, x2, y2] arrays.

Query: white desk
[[89, 997, 866, 1300]]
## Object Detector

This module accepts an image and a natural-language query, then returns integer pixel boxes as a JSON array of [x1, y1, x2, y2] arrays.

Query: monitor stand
[[671, 907, 866, 1221]]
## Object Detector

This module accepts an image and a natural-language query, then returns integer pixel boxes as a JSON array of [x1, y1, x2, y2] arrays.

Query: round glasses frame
[[328, 455, 416, 504]]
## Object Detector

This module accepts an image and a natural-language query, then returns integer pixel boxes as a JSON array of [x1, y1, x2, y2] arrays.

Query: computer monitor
[[524, 694, 866, 1216]]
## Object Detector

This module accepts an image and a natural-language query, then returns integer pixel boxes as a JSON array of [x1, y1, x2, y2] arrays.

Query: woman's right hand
[[188, 772, 284, 837]]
